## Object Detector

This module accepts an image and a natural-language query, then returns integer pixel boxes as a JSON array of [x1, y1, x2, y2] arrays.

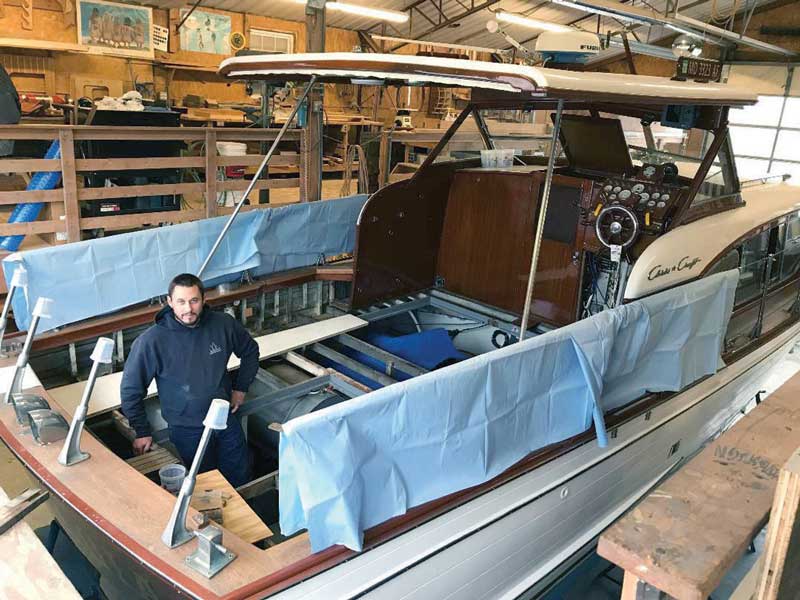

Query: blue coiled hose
[[0, 140, 63, 251]]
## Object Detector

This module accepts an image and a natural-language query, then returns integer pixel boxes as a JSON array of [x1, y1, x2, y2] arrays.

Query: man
[[121, 273, 259, 487]]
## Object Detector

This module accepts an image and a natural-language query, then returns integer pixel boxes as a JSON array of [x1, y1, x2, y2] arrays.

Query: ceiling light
[[293, 0, 409, 23], [550, 0, 648, 25], [495, 11, 573, 32]]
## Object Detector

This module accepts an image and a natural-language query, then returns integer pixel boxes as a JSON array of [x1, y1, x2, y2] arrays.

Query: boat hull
[[277, 322, 800, 600], [4, 323, 798, 600]]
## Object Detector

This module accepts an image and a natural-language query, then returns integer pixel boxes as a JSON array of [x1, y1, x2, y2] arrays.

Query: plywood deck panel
[[597, 373, 800, 600], [49, 314, 368, 419], [0, 484, 82, 600], [195, 470, 273, 543]]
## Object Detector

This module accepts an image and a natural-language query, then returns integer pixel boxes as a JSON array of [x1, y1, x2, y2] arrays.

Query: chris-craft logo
[[209, 342, 222, 356], [647, 256, 702, 281]]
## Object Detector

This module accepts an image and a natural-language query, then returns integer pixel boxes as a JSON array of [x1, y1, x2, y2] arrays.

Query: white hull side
[[278, 321, 800, 600]]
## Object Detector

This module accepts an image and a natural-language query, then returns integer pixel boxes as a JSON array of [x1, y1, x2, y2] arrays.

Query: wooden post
[[757, 447, 800, 599], [299, 128, 308, 203], [205, 128, 218, 218], [58, 129, 80, 243], [378, 129, 390, 189], [304, 0, 325, 202]]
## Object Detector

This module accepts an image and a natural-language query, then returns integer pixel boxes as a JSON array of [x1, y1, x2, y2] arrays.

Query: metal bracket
[[185, 524, 236, 578]]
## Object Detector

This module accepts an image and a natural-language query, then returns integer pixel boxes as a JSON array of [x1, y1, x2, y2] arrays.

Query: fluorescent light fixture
[[293, 0, 409, 23], [675, 13, 796, 56], [550, 0, 648, 25], [495, 11, 573, 32], [606, 38, 676, 61]]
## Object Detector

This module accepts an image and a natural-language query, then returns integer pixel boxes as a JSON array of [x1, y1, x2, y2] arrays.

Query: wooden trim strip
[[217, 178, 300, 192], [79, 209, 205, 231], [0, 220, 63, 235], [0, 158, 60, 172], [0, 189, 62, 204], [76, 157, 205, 171], [78, 182, 203, 201]]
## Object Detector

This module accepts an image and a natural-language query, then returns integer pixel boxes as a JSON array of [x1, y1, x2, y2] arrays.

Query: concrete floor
[[0, 438, 54, 531], [3, 348, 800, 598]]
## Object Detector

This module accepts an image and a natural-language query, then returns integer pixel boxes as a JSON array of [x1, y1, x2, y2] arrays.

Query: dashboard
[[586, 162, 685, 249]]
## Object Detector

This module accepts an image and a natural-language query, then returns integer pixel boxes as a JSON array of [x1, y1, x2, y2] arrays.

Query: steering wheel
[[595, 205, 640, 249]]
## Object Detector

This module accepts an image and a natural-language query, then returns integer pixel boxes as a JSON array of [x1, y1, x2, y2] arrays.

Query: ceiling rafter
[[391, 0, 503, 51]]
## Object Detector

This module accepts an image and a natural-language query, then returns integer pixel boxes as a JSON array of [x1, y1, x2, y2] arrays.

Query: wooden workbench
[[597, 371, 800, 600]]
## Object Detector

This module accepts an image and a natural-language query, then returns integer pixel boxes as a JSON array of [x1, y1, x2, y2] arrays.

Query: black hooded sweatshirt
[[120, 305, 259, 438]]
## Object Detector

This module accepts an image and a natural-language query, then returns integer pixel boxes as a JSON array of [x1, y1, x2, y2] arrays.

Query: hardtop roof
[[219, 53, 757, 107]]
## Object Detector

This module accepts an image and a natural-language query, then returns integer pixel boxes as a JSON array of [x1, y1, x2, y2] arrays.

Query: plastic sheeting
[[2, 194, 367, 332], [278, 270, 738, 552]]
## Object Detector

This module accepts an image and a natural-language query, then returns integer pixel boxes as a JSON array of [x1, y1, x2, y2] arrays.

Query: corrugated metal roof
[[147, 0, 779, 51]]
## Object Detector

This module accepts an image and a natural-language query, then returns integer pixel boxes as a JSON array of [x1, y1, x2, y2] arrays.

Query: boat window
[[781, 214, 800, 280], [735, 230, 770, 305], [706, 248, 740, 277]]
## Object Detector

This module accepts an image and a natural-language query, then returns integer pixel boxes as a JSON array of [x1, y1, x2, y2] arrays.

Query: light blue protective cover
[[278, 270, 738, 552], [2, 195, 367, 332]]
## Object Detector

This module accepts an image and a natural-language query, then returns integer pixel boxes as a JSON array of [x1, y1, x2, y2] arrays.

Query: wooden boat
[[2, 54, 799, 599]]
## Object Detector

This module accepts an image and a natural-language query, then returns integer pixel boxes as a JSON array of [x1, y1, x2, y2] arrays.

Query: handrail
[[0, 124, 311, 245]]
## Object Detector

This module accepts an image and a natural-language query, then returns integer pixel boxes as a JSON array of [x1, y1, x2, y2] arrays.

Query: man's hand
[[231, 390, 246, 413], [132, 436, 152, 456]]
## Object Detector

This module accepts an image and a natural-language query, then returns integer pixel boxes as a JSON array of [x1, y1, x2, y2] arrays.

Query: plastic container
[[215, 142, 247, 207], [158, 463, 186, 493], [480, 149, 515, 169]]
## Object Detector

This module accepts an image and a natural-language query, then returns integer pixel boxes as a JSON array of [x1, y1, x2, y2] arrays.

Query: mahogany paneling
[[436, 170, 542, 314], [435, 169, 591, 325], [351, 158, 479, 309]]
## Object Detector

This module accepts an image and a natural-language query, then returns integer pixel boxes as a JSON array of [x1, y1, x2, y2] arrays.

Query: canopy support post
[[519, 99, 564, 342]]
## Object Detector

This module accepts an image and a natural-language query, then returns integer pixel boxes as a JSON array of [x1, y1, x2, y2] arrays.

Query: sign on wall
[[77, 0, 154, 59], [153, 24, 169, 53], [179, 9, 232, 54]]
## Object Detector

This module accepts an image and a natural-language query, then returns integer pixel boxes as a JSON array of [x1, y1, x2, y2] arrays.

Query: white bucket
[[215, 142, 247, 207]]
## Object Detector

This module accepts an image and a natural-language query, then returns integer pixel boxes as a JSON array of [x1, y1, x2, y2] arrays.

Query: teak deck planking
[[597, 371, 800, 600]]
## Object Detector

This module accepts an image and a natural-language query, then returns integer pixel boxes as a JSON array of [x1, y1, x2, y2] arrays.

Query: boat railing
[[0, 124, 313, 247]]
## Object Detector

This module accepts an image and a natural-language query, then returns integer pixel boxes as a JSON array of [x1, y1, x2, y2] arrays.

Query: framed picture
[[179, 9, 231, 55], [77, 0, 153, 59]]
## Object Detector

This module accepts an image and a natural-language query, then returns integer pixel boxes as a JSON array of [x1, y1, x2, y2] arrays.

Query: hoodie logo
[[209, 342, 222, 356]]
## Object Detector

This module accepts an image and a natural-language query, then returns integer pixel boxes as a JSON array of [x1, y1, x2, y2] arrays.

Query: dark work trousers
[[169, 415, 251, 487]]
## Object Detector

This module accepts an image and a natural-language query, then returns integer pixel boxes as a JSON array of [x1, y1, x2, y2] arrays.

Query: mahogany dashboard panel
[[351, 158, 479, 309], [436, 169, 543, 314], [436, 168, 592, 325]]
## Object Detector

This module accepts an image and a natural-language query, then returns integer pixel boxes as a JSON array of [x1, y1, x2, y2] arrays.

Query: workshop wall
[[0, 3, 359, 106]]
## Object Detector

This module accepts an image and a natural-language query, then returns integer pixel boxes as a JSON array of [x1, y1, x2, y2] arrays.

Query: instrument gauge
[[632, 183, 645, 193], [618, 190, 632, 200], [613, 186, 622, 193], [643, 165, 657, 179], [639, 192, 650, 201]]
